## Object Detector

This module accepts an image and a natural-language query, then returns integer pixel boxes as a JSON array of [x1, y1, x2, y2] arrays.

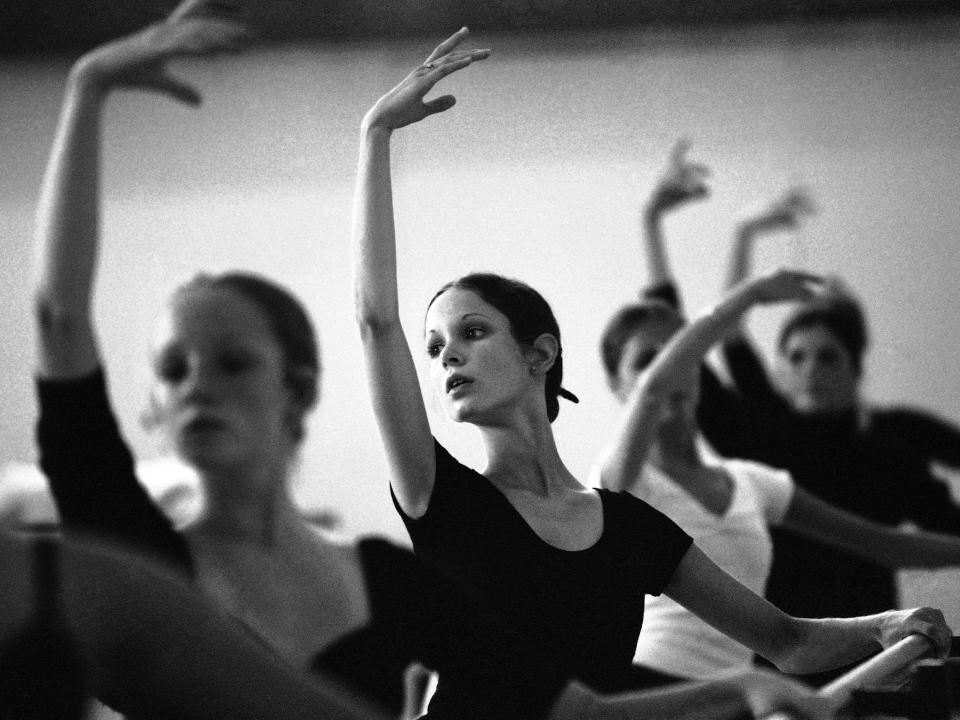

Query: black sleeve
[[35, 369, 192, 572], [641, 281, 683, 313], [721, 334, 786, 413], [880, 407, 960, 469], [900, 474, 960, 533], [367, 540, 568, 720]]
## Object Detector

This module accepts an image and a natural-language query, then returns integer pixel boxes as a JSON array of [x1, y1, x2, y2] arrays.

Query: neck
[[477, 414, 576, 495], [194, 464, 303, 546]]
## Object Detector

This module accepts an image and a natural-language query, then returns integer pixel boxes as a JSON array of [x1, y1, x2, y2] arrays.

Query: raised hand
[[646, 139, 710, 216], [362, 27, 490, 131], [72, 0, 253, 104], [746, 186, 817, 233], [746, 268, 824, 305]]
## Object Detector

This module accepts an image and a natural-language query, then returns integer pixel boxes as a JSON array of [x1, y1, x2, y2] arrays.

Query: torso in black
[[394, 439, 692, 695]]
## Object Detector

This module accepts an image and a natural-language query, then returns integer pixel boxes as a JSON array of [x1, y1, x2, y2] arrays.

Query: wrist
[[642, 199, 667, 223], [67, 57, 113, 98]]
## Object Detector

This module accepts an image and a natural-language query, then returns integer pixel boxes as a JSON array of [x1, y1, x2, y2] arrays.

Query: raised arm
[[597, 270, 822, 493], [32, 2, 250, 380], [641, 139, 710, 297], [351, 29, 488, 518], [725, 187, 816, 292], [664, 544, 951, 675], [782, 487, 960, 569]]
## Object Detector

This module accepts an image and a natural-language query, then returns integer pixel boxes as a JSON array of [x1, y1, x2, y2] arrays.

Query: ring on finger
[[424, 61, 435, 70]]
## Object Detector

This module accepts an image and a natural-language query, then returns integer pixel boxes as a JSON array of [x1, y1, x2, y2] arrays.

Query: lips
[[445, 374, 473, 394], [182, 416, 227, 434]]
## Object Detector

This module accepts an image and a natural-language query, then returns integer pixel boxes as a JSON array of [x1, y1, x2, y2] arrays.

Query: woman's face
[[149, 285, 297, 475], [424, 288, 540, 424], [777, 324, 859, 413]]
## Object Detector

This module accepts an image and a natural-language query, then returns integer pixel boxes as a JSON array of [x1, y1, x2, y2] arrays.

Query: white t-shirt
[[627, 458, 794, 679]]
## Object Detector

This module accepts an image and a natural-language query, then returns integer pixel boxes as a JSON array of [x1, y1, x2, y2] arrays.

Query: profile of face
[[609, 315, 699, 430], [776, 323, 859, 413], [424, 287, 546, 424], [149, 285, 300, 474]]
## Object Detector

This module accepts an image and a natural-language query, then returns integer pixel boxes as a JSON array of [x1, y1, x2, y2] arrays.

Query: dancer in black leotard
[[351, 29, 953, 705]]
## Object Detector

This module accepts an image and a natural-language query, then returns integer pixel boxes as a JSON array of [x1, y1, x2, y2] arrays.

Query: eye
[[818, 348, 841, 366], [788, 350, 806, 366], [155, 353, 188, 384], [426, 341, 443, 358], [219, 350, 256, 374], [464, 325, 485, 340]]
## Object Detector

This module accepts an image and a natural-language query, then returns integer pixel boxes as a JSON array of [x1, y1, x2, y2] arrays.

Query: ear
[[286, 366, 320, 410], [525, 333, 559, 376]]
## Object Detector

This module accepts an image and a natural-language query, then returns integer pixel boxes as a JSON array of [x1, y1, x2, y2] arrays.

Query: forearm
[[352, 122, 402, 332], [784, 488, 960, 569], [646, 282, 756, 392], [600, 680, 748, 720], [725, 221, 760, 291], [773, 616, 882, 674], [33, 66, 107, 377], [642, 207, 672, 288], [34, 65, 108, 314]]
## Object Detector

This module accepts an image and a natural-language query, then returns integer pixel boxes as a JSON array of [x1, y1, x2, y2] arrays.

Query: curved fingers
[[885, 607, 952, 657], [425, 26, 471, 63]]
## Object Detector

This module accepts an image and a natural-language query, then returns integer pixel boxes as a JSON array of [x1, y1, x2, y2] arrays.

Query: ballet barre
[[819, 634, 937, 707]]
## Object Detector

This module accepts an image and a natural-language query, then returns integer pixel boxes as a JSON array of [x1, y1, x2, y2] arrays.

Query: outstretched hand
[[73, 0, 254, 104], [746, 187, 817, 233], [646, 139, 710, 215], [747, 268, 824, 305], [363, 27, 490, 131]]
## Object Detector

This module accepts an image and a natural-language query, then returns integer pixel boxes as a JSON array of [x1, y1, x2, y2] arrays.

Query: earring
[[529, 364, 539, 376]]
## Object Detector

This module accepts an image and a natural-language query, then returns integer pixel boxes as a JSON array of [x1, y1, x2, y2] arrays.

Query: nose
[[439, 342, 463, 368], [179, 357, 218, 404]]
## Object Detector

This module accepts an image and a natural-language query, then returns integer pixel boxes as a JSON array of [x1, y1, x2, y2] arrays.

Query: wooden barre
[[818, 634, 936, 706]]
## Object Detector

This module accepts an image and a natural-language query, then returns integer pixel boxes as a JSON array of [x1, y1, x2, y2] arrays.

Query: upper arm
[[358, 320, 436, 518], [663, 544, 800, 666], [37, 373, 190, 569]]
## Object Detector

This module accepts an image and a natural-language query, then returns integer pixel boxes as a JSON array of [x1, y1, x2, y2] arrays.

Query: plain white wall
[[3, 17, 960, 614]]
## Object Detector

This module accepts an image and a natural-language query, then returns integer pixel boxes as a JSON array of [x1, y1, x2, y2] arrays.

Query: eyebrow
[[425, 312, 493, 336]]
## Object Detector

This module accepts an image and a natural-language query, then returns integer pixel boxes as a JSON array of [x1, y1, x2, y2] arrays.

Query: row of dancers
[[5, 1, 960, 718]]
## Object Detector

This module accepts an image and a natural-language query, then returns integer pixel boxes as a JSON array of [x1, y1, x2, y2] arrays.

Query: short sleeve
[[641, 281, 683, 313], [605, 490, 693, 596], [740, 462, 795, 526], [391, 440, 482, 536]]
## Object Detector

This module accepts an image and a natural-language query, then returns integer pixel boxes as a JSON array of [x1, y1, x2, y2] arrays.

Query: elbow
[[354, 307, 401, 340], [34, 292, 88, 339], [353, 291, 400, 338]]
